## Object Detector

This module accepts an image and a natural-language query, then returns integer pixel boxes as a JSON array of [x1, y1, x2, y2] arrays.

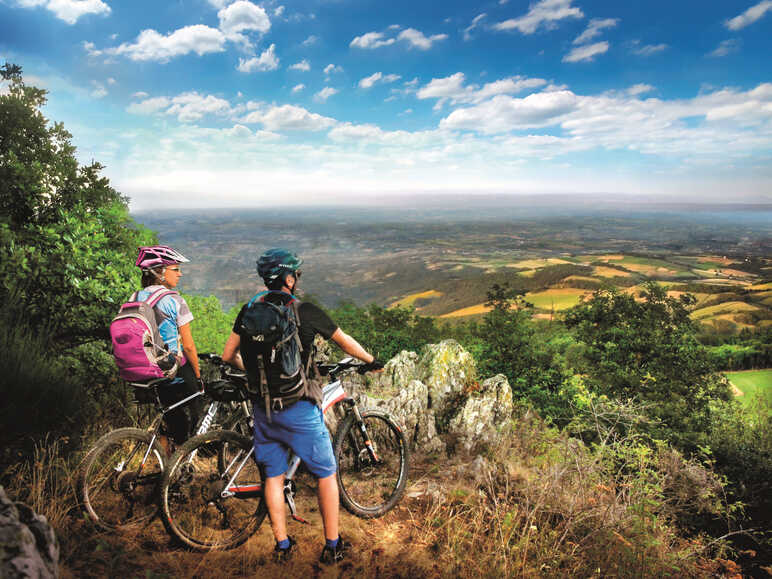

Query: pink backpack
[[110, 288, 180, 382]]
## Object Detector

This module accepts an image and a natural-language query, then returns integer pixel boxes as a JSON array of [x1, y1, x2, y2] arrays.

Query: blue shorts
[[252, 400, 337, 479]]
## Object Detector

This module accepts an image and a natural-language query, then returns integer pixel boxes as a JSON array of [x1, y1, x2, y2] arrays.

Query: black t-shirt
[[233, 292, 338, 397]]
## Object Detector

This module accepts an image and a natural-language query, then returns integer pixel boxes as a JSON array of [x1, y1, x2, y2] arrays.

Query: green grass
[[725, 369, 772, 404]]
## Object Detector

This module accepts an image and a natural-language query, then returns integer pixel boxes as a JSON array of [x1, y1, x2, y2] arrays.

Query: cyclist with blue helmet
[[222, 248, 383, 564]]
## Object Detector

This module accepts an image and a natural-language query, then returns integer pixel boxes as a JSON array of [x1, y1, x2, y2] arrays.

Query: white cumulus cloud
[[350, 31, 396, 49], [243, 104, 336, 131], [292, 84, 305, 93], [441, 90, 580, 133], [358, 72, 401, 89], [709, 39, 740, 57], [632, 42, 668, 56], [18, 0, 110, 25], [237, 44, 279, 72], [302, 35, 319, 46], [573, 17, 618, 44], [493, 0, 583, 34], [314, 87, 338, 102], [417, 73, 548, 107], [289, 59, 310, 71], [324, 63, 343, 75], [218, 0, 271, 46], [111, 25, 226, 62], [464, 13, 487, 41], [627, 83, 655, 96], [127, 92, 232, 122], [563, 41, 609, 63], [351, 27, 446, 50], [725, 0, 772, 30], [397, 28, 448, 50]]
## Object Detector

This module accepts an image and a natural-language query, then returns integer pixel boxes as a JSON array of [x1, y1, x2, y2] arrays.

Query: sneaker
[[319, 537, 350, 565], [274, 536, 296, 563]]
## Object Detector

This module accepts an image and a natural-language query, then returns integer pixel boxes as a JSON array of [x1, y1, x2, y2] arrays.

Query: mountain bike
[[77, 354, 251, 530], [159, 357, 409, 550]]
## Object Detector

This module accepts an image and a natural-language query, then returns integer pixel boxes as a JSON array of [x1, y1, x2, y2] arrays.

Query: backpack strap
[[145, 288, 177, 307], [289, 300, 311, 401]]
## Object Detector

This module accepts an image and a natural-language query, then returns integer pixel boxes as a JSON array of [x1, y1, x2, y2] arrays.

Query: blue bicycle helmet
[[257, 248, 303, 287]]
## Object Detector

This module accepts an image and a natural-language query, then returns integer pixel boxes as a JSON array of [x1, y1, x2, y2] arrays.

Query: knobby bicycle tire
[[334, 410, 409, 518], [160, 430, 267, 551], [78, 427, 165, 530]]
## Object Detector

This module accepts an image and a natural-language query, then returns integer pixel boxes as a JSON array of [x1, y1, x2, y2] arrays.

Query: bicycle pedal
[[291, 513, 310, 524]]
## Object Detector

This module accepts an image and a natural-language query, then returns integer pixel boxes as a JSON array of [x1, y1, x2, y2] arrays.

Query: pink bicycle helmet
[[135, 245, 189, 270]]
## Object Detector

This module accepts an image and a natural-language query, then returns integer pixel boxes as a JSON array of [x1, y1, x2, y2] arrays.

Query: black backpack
[[237, 291, 307, 420]]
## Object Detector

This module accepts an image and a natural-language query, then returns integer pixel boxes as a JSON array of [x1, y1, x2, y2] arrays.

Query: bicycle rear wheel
[[160, 430, 266, 550], [78, 428, 164, 530], [334, 410, 409, 518]]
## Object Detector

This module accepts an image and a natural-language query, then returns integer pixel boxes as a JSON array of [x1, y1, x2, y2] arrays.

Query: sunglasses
[[295, 270, 302, 279]]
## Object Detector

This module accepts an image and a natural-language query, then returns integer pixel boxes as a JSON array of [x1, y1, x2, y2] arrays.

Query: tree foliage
[[564, 282, 731, 447], [473, 283, 571, 420], [0, 64, 155, 455], [0, 63, 155, 347], [328, 302, 440, 362]]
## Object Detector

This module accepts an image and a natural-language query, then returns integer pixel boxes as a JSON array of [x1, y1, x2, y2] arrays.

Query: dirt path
[[62, 462, 440, 578]]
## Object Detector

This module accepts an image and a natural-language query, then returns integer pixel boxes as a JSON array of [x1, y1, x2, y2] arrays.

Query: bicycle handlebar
[[199, 353, 375, 381]]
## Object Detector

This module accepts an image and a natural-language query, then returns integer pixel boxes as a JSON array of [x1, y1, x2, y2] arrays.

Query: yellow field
[[518, 269, 537, 277], [697, 256, 735, 266], [691, 301, 763, 320], [598, 254, 624, 261], [564, 275, 602, 284], [510, 258, 573, 269], [525, 288, 590, 310], [390, 290, 444, 308], [750, 282, 772, 291], [593, 266, 631, 278], [439, 304, 492, 318]]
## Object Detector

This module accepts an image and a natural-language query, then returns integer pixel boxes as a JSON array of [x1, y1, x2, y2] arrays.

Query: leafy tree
[[0, 64, 155, 454], [328, 302, 440, 362], [474, 283, 571, 420], [0, 63, 154, 347], [564, 282, 731, 448], [184, 293, 239, 355]]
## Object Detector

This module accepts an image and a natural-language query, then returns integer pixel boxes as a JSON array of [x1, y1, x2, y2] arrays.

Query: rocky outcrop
[[364, 380, 445, 454], [346, 340, 512, 457], [418, 341, 476, 418], [0, 486, 59, 579], [449, 374, 514, 454]]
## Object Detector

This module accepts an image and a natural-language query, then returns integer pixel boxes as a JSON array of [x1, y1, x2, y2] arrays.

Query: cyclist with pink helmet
[[135, 245, 203, 449]]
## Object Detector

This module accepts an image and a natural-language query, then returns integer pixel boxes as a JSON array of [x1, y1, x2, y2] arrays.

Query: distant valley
[[134, 197, 771, 333]]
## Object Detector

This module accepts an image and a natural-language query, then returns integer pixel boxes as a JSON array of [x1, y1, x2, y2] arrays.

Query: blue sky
[[1, 0, 771, 209]]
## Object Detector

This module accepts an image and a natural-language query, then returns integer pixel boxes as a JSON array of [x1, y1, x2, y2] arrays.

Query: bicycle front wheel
[[78, 427, 164, 530], [334, 410, 409, 518], [160, 430, 267, 550]]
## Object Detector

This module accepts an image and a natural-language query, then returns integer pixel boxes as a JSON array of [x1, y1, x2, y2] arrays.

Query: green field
[[726, 369, 772, 404]]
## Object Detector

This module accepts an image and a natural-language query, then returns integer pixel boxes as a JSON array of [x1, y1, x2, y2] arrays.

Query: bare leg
[[318, 473, 339, 541], [264, 474, 287, 542]]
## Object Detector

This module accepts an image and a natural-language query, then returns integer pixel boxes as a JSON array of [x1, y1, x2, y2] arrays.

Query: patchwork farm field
[[388, 251, 771, 332]]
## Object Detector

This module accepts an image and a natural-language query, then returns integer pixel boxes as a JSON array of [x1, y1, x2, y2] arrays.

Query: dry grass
[[5, 414, 734, 578], [592, 266, 632, 278]]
